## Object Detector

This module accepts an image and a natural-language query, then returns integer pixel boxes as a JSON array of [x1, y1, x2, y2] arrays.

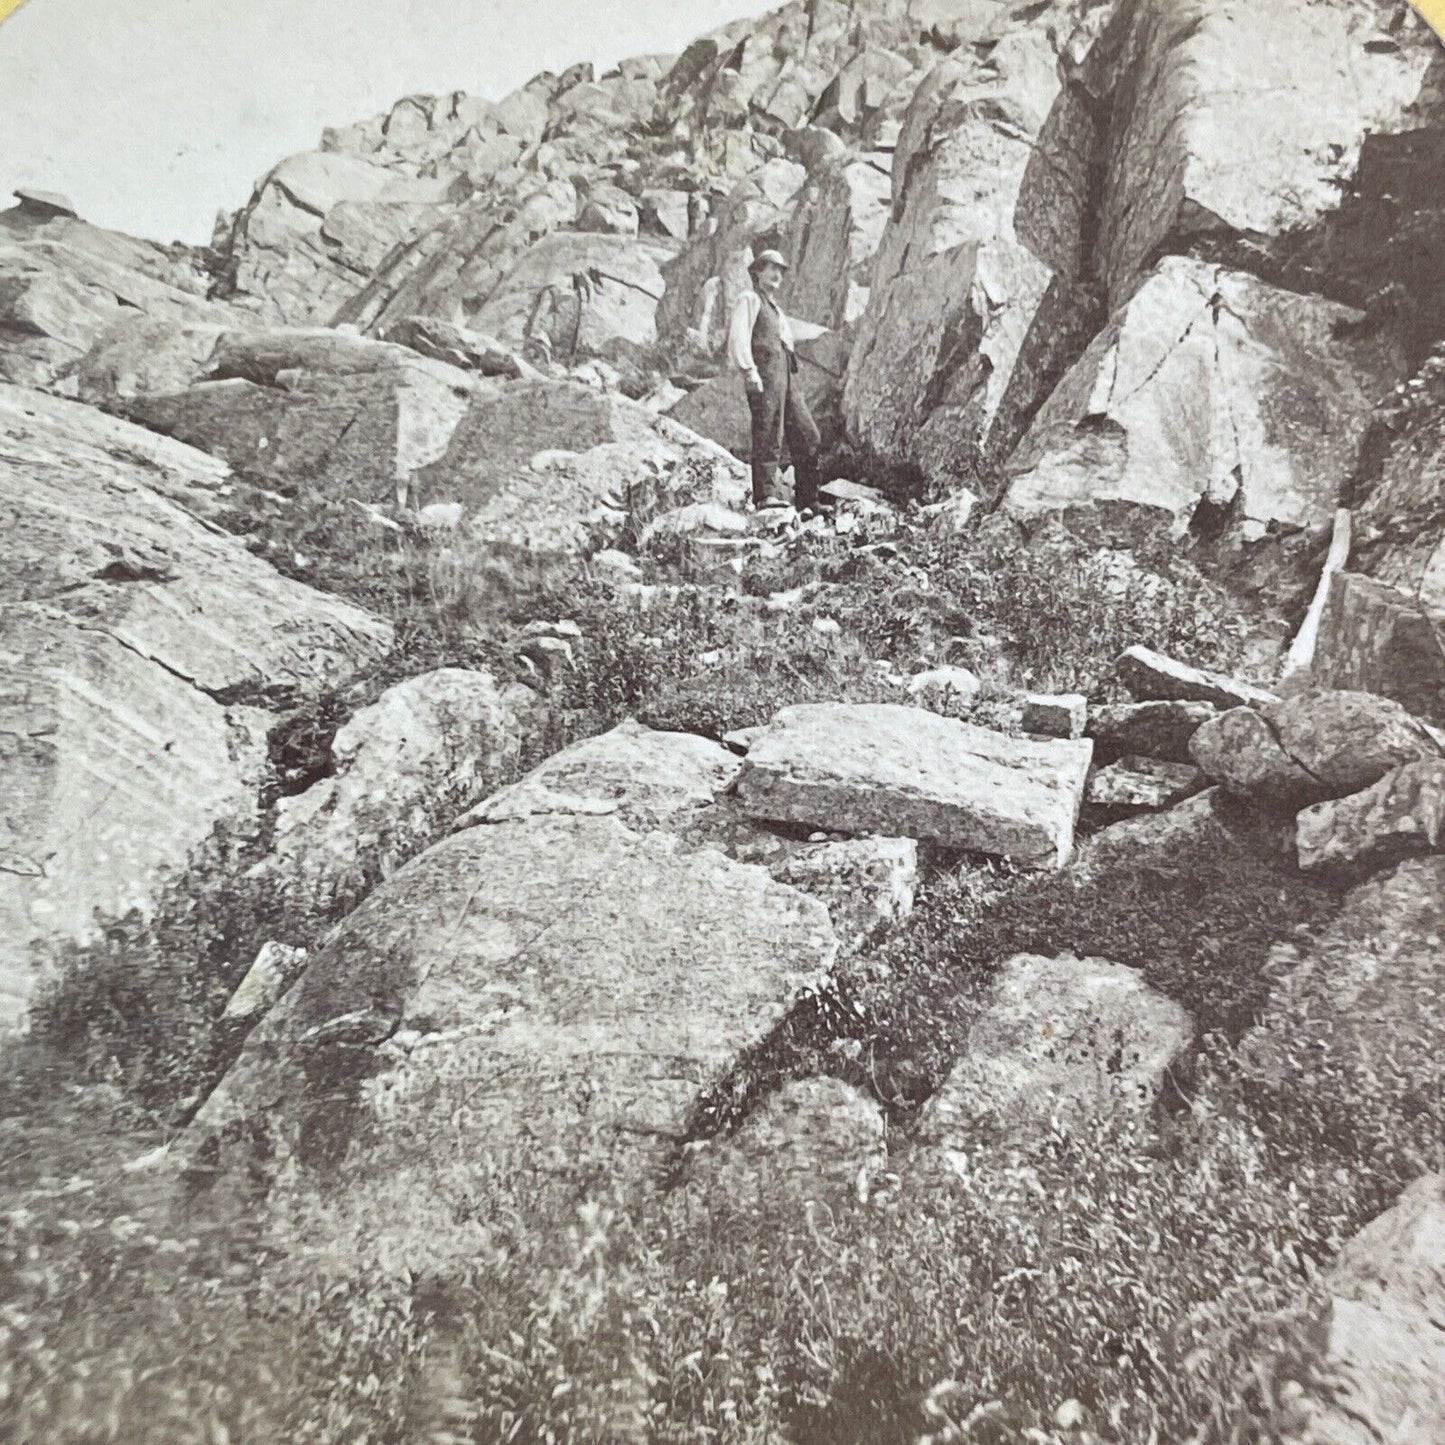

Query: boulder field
[[3, 0, 1445, 1434]]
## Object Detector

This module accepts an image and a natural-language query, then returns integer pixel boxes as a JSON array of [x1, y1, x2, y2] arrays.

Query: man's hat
[[749, 248, 790, 273]]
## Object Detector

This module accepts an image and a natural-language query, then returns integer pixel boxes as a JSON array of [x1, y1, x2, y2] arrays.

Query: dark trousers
[[747, 363, 821, 509]]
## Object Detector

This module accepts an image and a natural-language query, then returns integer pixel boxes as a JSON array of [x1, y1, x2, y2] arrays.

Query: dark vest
[[750, 297, 792, 383]]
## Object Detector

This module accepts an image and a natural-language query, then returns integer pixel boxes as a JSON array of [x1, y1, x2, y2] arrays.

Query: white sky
[[0, 0, 777, 244]]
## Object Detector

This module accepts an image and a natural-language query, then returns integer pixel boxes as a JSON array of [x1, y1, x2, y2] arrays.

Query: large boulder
[[413, 379, 748, 552], [191, 813, 838, 1267], [0, 192, 235, 388], [261, 670, 535, 912], [1083, 0, 1437, 305], [1291, 1171, 1445, 1445], [122, 328, 477, 505], [735, 703, 1093, 868], [920, 953, 1193, 1151], [1315, 359, 1445, 724], [1000, 259, 1401, 589], [1295, 759, 1445, 875], [0, 386, 391, 1025], [782, 157, 892, 331], [334, 180, 580, 338], [458, 230, 674, 369], [1190, 691, 1442, 809]]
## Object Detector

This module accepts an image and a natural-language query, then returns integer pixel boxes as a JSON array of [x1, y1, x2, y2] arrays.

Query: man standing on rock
[[728, 248, 824, 514]]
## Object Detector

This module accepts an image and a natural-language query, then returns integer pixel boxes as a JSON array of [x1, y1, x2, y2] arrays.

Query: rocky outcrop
[[123, 328, 477, 506], [1315, 358, 1445, 724], [1190, 690, 1442, 808], [735, 703, 1093, 868], [843, 18, 1080, 490], [920, 953, 1193, 1151], [1083, 0, 1436, 305], [412, 379, 748, 551], [1000, 260, 1400, 590], [260, 669, 534, 911], [0, 191, 234, 388], [0, 386, 391, 1025], [213, 150, 457, 325]]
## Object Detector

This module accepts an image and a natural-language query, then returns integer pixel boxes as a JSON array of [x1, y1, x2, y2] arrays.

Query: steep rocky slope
[[2, 1, 1445, 1441]]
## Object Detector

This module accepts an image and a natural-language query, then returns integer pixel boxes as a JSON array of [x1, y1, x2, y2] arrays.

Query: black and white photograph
[[2, 0, 1443, 1439]]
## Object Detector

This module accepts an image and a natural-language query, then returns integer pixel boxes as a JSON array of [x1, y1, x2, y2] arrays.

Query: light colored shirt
[[727, 289, 790, 391]]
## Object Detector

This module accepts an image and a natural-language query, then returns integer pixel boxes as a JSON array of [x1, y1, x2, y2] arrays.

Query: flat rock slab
[[920, 953, 1193, 1151], [0, 386, 390, 1024], [1118, 645, 1277, 710], [193, 814, 837, 1266], [735, 703, 1092, 869], [455, 719, 740, 829], [1295, 759, 1445, 873]]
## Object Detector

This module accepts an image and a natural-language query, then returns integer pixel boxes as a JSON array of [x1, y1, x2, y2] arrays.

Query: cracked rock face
[[1000, 259, 1401, 583], [0, 386, 391, 1025], [192, 813, 838, 1269], [1189, 690, 1443, 809]]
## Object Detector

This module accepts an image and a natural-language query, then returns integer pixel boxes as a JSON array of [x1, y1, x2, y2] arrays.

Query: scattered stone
[[684, 1078, 887, 1209], [920, 954, 1193, 1151], [820, 478, 888, 506], [223, 943, 308, 1022], [1086, 756, 1204, 820], [591, 548, 642, 580], [812, 617, 842, 638], [1118, 646, 1277, 710], [639, 501, 749, 546], [1022, 693, 1087, 740], [1190, 691, 1442, 808], [1295, 760, 1445, 873], [736, 703, 1092, 869], [454, 719, 739, 829], [1086, 699, 1218, 764], [908, 667, 982, 706]]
